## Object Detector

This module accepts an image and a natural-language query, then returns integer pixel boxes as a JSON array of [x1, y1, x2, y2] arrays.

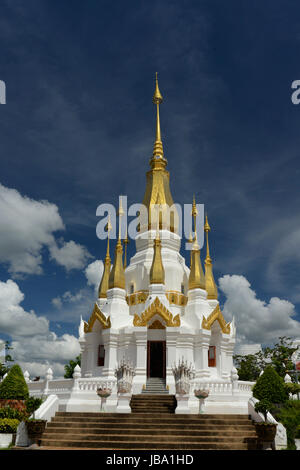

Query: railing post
[[231, 366, 239, 396], [44, 368, 53, 395], [72, 365, 81, 392]]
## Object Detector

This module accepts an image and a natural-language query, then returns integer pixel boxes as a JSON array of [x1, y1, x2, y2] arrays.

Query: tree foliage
[[252, 365, 288, 404], [234, 337, 299, 381], [0, 364, 29, 400], [64, 355, 81, 379]]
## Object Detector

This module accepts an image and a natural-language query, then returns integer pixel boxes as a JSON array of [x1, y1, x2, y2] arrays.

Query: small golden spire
[[123, 226, 129, 269], [151, 73, 167, 168], [109, 203, 125, 290], [149, 216, 165, 284], [98, 216, 112, 298], [188, 197, 205, 290], [204, 214, 218, 299]]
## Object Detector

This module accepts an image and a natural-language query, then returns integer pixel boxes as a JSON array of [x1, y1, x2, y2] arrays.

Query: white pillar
[[102, 330, 119, 380], [166, 329, 179, 394], [195, 330, 211, 379], [133, 328, 147, 394]]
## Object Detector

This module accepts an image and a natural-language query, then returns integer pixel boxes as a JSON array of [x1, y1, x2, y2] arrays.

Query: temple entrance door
[[147, 341, 166, 378]]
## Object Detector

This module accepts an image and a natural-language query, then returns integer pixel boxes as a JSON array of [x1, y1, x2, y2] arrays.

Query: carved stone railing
[[191, 380, 254, 396], [78, 378, 117, 393]]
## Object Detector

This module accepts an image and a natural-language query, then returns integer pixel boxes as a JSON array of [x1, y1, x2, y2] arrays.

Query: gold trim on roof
[[84, 303, 111, 333], [201, 304, 230, 334], [133, 296, 180, 327]]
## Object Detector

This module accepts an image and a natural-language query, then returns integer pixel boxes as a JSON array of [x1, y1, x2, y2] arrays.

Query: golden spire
[[149, 218, 165, 284], [109, 202, 125, 290], [188, 197, 205, 290], [141, 74, 178, 233], [204, 214, 218, 299], [152, 72, 165, 162], [123, 226, 129, 269], [98, 216, 112, 298]]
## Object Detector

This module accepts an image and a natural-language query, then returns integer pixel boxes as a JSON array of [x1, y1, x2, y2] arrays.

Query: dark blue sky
[[1, 0, 300, 342]]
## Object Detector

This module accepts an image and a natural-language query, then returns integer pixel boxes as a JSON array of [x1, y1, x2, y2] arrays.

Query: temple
[[28, 76, 254, 415]]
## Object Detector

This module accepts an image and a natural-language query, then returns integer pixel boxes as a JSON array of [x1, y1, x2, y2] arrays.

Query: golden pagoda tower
[[149, 219, 165, 285], [204, 214, 218, 299], [98, 215, 112, 298], [188, 197, 205, 290], [141, 74, 177, 233], [108, 201, 125, 290]]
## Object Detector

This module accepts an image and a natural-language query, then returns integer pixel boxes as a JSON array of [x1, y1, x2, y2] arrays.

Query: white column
[[83, 332, 97, 377], [166, 329, 179, 394], [195, 330, 211, 379], [132, 328, 147, 394], [102, 329, 119, 380]]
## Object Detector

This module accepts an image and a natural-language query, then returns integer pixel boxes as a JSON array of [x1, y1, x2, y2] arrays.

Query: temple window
[[208, 345, 216, 367]]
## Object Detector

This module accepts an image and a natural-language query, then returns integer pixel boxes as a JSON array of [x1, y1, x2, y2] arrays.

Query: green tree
[[0, 364, 29, 400], [252, 365, 288, 404], [263, 337, 298, 378], [234, 336, 299, 381], [233, 354, 261, 381], [64, 355, 81, 379]]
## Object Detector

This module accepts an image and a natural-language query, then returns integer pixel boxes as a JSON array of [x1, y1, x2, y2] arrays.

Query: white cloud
[[0, 279, 49, 336], [49, 239, 92, 271], [85, 259, 104, 293], [0, 279, 80, 377], [219, 274, 300, 350], [0, 183, 64, 276], [0, 183, 93, 276]]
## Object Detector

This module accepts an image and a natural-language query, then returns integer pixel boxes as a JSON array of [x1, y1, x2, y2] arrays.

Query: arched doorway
[[147, 318, 166, 379]]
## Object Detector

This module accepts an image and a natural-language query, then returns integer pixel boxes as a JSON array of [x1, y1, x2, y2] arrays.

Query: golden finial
[[98, 215, 112, 298], [149, 211, 165, 284], [153, 72, 163, 104], [152, 73, 165, 163], [204, 214, 218, 299]]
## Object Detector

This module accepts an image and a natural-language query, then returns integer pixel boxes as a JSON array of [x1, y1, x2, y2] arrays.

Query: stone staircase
[[40, 409, 258, 450], [130, 394, 177, 413], [141, 377, 169, 394]]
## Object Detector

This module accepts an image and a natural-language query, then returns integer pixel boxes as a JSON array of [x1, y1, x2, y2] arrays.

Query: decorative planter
[[255, 422, 277, 450], [0, 433, 15, 449], [25, 420, 47, 446], [96, 388, 111, 411], [194, 389, 209, 414]]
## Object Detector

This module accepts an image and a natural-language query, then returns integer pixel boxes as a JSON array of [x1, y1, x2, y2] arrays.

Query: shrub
[[0, 364, 29, 400], [252, 366, 288, 404], [274, 400, 300, 450], [25, 397, 43, 418], [254, 399, 273, 421], [0, 406, 25, 421], [0, 418, 20, 434]]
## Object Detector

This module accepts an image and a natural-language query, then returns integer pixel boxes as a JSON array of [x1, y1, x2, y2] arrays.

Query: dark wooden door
[[147, 341, 166, 378]]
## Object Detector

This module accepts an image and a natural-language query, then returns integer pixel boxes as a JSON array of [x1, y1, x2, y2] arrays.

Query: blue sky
[[1, 0, 300, 376]]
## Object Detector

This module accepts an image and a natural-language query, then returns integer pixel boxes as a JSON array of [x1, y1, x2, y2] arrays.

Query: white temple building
[[28, 76, 255, 415]]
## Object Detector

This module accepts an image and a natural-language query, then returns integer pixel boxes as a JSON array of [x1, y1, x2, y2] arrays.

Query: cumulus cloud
[[0, 183, 93, 276], [85, 259, 104, 293], [49, 239, 92, 271], [219, 274, 300, 350], [0, 279, 80, 377]]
